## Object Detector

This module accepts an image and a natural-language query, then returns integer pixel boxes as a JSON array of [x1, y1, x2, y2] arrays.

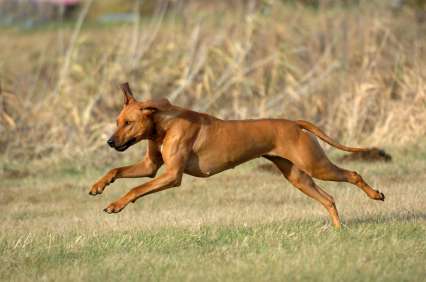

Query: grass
[[1, 1, 426, 280], [1, 143, 425, 281]]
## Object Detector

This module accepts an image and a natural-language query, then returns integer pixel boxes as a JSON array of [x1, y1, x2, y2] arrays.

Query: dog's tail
[[294, 120, 366, 152]]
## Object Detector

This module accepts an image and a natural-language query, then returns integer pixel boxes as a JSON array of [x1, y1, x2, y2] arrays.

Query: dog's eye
[[125, 121, 132, 126]]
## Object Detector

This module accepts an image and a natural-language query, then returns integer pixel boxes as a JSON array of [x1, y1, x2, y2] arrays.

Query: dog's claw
[[380, 192, 385, 201]]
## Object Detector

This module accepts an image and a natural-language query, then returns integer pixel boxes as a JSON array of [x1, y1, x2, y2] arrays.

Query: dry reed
[[1, 0, 425, 171]]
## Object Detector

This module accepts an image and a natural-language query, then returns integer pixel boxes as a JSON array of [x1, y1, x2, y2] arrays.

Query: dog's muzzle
[[107, 138, 115, 147], [109, 137, 136, 152]]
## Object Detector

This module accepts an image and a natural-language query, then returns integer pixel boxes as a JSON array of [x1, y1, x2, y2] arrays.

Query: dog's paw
[[88, 175, 116, 196], [89, 180, 113, 196], [89, 182, 106, 196], [375, 190, 385, 201], [103, 201, 127, 213]]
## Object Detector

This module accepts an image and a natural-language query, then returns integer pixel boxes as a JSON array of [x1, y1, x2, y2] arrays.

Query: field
[[1, 0, 426, 281], [1, 144, 426, 281]]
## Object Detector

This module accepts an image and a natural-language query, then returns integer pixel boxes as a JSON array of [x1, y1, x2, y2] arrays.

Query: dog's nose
[[107, 138, 115, 147]]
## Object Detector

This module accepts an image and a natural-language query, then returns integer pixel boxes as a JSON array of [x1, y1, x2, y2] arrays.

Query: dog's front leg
[[89, 157, 163, 196], [103, 169, 183, 213], [90, 140, 163, 196], [103, 136, 191, 213]]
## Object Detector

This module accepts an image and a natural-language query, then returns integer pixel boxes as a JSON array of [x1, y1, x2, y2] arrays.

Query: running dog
[[89, 82, 385, 229]]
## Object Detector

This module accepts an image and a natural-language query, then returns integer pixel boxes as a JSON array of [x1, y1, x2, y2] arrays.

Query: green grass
[[1, 145, 426, 281], [2, 221, 425, 282]]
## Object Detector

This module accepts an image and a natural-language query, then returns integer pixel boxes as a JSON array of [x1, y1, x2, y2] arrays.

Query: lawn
[[1, 144, 425, 281]]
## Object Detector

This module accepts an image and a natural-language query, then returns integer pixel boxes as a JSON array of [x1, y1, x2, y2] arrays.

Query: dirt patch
[[339, 147, 392, 163], [5, 170, 31, 179]]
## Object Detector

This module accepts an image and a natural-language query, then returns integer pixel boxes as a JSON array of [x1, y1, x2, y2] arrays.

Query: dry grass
[[1, 0, 426, 172]]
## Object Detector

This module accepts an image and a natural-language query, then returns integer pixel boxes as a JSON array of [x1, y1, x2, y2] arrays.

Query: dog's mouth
[[115, 137, 136, 152]]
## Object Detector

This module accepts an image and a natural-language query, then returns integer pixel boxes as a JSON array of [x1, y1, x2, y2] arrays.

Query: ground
[[1, 143, 425, 281], [1, 1, 426, 280]]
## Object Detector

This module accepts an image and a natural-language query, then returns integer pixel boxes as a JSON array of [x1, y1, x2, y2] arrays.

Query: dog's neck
[[150, 107, 180, 143]]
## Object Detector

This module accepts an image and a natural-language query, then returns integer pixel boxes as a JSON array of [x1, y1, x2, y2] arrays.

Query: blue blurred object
[[3, 15, 15, 25], [22, 18, 35, 29], [96, 13, 138, 23]]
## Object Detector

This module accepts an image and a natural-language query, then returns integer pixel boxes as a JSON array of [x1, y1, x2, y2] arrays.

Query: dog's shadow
[[341, 210, 426, 226]]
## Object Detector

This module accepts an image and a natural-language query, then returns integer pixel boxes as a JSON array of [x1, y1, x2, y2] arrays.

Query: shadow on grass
[[343, 210, 426, 226]]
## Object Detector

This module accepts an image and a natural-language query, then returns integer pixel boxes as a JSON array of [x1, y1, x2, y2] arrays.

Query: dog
[[89, 82, 385, 229]]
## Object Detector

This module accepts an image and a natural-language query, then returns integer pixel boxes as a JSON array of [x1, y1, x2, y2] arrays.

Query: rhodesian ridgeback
[[89, 82, 385, 229]]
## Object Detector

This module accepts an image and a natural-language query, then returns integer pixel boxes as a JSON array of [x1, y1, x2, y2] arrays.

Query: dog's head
[[107, 82, 172, 152]]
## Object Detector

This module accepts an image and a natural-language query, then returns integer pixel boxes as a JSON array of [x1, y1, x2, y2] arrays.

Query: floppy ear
[[140, 98, 172, 112], [118, 82, 136, 105]]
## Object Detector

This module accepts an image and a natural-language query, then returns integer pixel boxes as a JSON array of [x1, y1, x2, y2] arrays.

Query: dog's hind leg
[[309, 165, 385, 201], [282, 131, 385, 201], [264, 156, 340, 229]]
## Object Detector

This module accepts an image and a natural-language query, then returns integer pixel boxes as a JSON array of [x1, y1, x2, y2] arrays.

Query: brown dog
[[89, 82, 385, 229]]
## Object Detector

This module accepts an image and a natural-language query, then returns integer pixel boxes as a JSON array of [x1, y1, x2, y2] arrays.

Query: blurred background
[[1, 0, 425, 174]]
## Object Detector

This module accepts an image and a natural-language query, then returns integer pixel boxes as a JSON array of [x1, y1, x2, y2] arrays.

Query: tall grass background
[[1, 0, 425, 172]]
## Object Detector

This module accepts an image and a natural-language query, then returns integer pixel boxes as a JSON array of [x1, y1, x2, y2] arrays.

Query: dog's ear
[[140, 98, 172, 115], [118, 82, 136, 105]]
